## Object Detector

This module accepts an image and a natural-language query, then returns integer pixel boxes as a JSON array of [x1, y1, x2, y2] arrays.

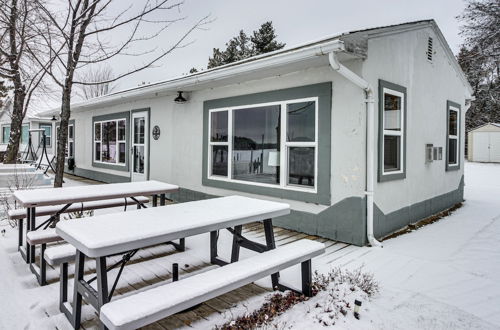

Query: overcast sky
[[39, 0, 469, 110]]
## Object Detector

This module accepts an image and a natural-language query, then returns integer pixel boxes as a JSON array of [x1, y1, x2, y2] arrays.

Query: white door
[[489, 132, 500, 162], [473, 132, 490, 162], [131, 111, 149, 181]]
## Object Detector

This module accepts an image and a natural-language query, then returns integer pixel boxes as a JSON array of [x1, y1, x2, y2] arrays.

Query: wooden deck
[[37, 222, 350, 330], [39, 174, 352, 329]]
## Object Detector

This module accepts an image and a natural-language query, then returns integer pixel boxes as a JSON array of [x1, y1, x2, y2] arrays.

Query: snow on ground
[[0, 162, 499, 329]]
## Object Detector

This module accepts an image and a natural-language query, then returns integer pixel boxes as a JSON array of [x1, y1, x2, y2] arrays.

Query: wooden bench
[[100, 239, 325, 330], [23, 196, 150, 286]]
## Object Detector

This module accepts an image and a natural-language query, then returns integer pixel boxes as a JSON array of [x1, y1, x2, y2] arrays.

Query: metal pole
[[172, 263, 179, 282]]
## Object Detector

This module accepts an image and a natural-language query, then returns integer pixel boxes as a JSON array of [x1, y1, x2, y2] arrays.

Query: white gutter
[[328, 51, 382, 247], [40, 40, 345, 115]]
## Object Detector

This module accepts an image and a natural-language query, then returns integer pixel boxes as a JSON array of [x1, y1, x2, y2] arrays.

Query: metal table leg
[[263, 219, 280, 288]]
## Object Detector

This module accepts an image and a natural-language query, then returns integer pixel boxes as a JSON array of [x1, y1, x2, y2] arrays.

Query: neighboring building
[[39, 20, 473, 246], [0, 97, 56, 160], [468, 123, 500, 163]]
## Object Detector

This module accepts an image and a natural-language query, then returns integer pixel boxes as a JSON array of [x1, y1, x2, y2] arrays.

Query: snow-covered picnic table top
[[13, 180, 179, 207], [56, 195, 290, 258]]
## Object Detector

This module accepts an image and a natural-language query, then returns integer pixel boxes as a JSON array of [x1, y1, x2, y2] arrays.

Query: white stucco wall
[[67, 25, 469, 218], [70, 65, 366, 214], [362, 27, 467, 214]]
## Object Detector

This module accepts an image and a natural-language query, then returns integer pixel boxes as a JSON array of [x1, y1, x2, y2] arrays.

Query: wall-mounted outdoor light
[[174, 91, 187, 104], [51, 115, 57, 121]]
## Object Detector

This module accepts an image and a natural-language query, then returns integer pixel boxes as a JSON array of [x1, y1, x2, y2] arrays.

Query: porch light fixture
[[51, 115, 57, 121], [174, 91, 187, 104]]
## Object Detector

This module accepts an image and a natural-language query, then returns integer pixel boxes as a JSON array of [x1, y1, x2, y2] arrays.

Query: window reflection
[[232, 105, 280, 184]]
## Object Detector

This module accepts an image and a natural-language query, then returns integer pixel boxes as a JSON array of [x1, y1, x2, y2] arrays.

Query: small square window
[[211, 145, 228, 177], [384, 135, 401, 171], [288, 147, 315, 187], [210, 111, 228, 142]]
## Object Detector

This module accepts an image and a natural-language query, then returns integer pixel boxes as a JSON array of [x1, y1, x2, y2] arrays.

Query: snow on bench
[[8, 196, 151, 220], [44, 244, 76, 267], [26, 228, 62, 245], [23, 196, 150, 286], [100, 239, 325, 330]]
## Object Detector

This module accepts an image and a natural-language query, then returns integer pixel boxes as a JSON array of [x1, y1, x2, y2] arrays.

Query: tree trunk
[[3, 90, 26, 164], [54, 86, 72, 187]]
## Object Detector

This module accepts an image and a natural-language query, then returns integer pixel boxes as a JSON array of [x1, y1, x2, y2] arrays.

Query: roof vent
[[426, 37, 434, 62]]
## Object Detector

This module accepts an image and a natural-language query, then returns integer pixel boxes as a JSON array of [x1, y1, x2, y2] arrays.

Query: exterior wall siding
[[61, 25, 469, 246], [362, 27, 466, 216]]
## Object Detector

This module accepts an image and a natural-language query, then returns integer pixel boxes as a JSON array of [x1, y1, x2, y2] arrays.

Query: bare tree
[[77, 65, 116, 99], [458, 0, 499, 130], [0, 0, 55, 163], [32, 0, 209, 187]]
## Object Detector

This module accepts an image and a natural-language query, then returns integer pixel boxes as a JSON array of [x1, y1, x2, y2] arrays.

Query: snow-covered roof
[[469, 123, 500, 132], [39, 19, 472, 115]]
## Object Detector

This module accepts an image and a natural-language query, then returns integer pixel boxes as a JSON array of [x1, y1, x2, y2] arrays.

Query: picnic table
[[12, 180, 179, 275], [56, 195, 294, 329]]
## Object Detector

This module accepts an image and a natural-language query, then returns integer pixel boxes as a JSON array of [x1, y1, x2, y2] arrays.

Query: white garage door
[[473, 131, 500, 162]]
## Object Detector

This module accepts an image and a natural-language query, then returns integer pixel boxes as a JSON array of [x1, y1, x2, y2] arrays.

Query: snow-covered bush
[[215, 266, 379, 329], [307, 267, 379, 326]]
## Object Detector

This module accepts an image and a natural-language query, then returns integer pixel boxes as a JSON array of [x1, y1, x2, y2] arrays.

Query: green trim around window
[[92, 111, 130, 172], [378, 79, 407, 182], [202, 82, 332, 205], [1, 125, 10, 144], [445, 100, 461, 171]]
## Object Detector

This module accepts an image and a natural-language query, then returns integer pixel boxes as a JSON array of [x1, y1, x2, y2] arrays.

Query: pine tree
[[251, 21, 285, 55], [208, 48, 225, 69], [207, 22, 285, 68]]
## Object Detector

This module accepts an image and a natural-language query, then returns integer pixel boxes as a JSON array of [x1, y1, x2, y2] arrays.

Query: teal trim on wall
[[202, 82, 332, 205], [378, 79, 407, 182], [92, 111, 130, 172], [65, 166, 130, 183], [374, 175, 464, 239], [446, 100, 461, 171], [156, 174, 465, 246]]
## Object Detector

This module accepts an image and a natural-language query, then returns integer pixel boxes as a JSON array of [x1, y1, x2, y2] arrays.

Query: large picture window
[[378, 80, 407, 182], [94, 119, 126, 165], [446, 101, 460, 170], [208, 97, 318, 192]]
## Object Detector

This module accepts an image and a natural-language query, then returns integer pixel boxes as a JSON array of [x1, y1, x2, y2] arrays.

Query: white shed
[[468, 123, 500, 163]]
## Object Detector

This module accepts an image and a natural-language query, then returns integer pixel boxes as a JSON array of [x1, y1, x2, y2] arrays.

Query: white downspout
[[328, 52, 382, 247]]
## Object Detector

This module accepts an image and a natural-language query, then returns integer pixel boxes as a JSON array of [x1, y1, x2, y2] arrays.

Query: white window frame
[[381, 88, 405, 175], [207, 97, 318, 193], [68, 124, 74, 158], [56, 124, 74, 158], [93, 119, 126, 166], [447, 106, 459, 167], [39, 123, 52, 147]]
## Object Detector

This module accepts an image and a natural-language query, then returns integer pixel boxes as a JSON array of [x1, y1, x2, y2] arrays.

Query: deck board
[[40, 218, 350, 329]]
